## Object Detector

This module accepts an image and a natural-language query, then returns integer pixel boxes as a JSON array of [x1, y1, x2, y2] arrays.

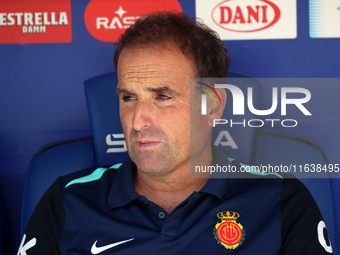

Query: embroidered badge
[[213, 211, 245, 250]]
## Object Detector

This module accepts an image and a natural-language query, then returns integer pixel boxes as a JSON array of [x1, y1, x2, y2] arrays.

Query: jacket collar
[[108, 150, 232, 209]]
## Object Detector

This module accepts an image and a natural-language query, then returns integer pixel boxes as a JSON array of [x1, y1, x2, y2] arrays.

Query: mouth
[[135, 140, 163, 148]]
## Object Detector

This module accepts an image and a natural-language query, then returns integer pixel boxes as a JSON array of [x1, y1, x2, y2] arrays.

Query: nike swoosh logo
[[91, 238, 134, 254]]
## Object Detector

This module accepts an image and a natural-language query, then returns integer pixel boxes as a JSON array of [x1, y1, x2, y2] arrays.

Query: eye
[[122, 95, 135, 102], [156, 94, 172, 101]]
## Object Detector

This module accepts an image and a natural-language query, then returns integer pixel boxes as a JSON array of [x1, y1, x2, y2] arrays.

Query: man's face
[[116, 46, 209, 176]]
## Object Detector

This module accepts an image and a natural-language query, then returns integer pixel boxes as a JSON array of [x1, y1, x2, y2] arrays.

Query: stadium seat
[[84, 73, 130, 166], [20, 72, 337, 253], [20, 72, 129, 234], [20, 137, 96, 234]]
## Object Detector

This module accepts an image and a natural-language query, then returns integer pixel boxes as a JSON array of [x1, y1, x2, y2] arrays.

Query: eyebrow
[[116, 87, 129, 96], [116, 86, 182, 97], [147, 86, 181, 97]]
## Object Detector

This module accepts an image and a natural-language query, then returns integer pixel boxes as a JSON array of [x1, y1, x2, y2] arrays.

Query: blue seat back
[[21, 137, 97, 234], [84, 74, 130, 166]]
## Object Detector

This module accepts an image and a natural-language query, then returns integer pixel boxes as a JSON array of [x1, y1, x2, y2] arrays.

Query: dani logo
[[84, 0, 183, 42], [211, 0, 280, 33], [196, 0, 297, 40], [0, 0, 72, 44]]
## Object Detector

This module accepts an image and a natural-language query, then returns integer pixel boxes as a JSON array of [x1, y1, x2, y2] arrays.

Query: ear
[[207, 88, 227, 127]]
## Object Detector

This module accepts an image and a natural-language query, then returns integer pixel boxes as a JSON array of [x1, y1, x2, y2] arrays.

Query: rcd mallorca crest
[[213, 211, 245, 249]]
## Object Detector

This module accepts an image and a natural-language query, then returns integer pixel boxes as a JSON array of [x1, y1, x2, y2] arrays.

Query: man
[[19, 12, 333, 254]]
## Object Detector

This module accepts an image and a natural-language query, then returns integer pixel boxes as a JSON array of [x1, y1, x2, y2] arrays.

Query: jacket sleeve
[[280, 177, 333, 255], [17, 178, 64, 255]]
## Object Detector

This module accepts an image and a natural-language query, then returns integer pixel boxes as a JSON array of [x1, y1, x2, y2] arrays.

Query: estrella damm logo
[[0, 0, 72, 44], [213, 210, 245, 250]]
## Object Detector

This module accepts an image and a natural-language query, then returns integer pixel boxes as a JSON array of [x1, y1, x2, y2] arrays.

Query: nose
[[132, 100, 153, 132]]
